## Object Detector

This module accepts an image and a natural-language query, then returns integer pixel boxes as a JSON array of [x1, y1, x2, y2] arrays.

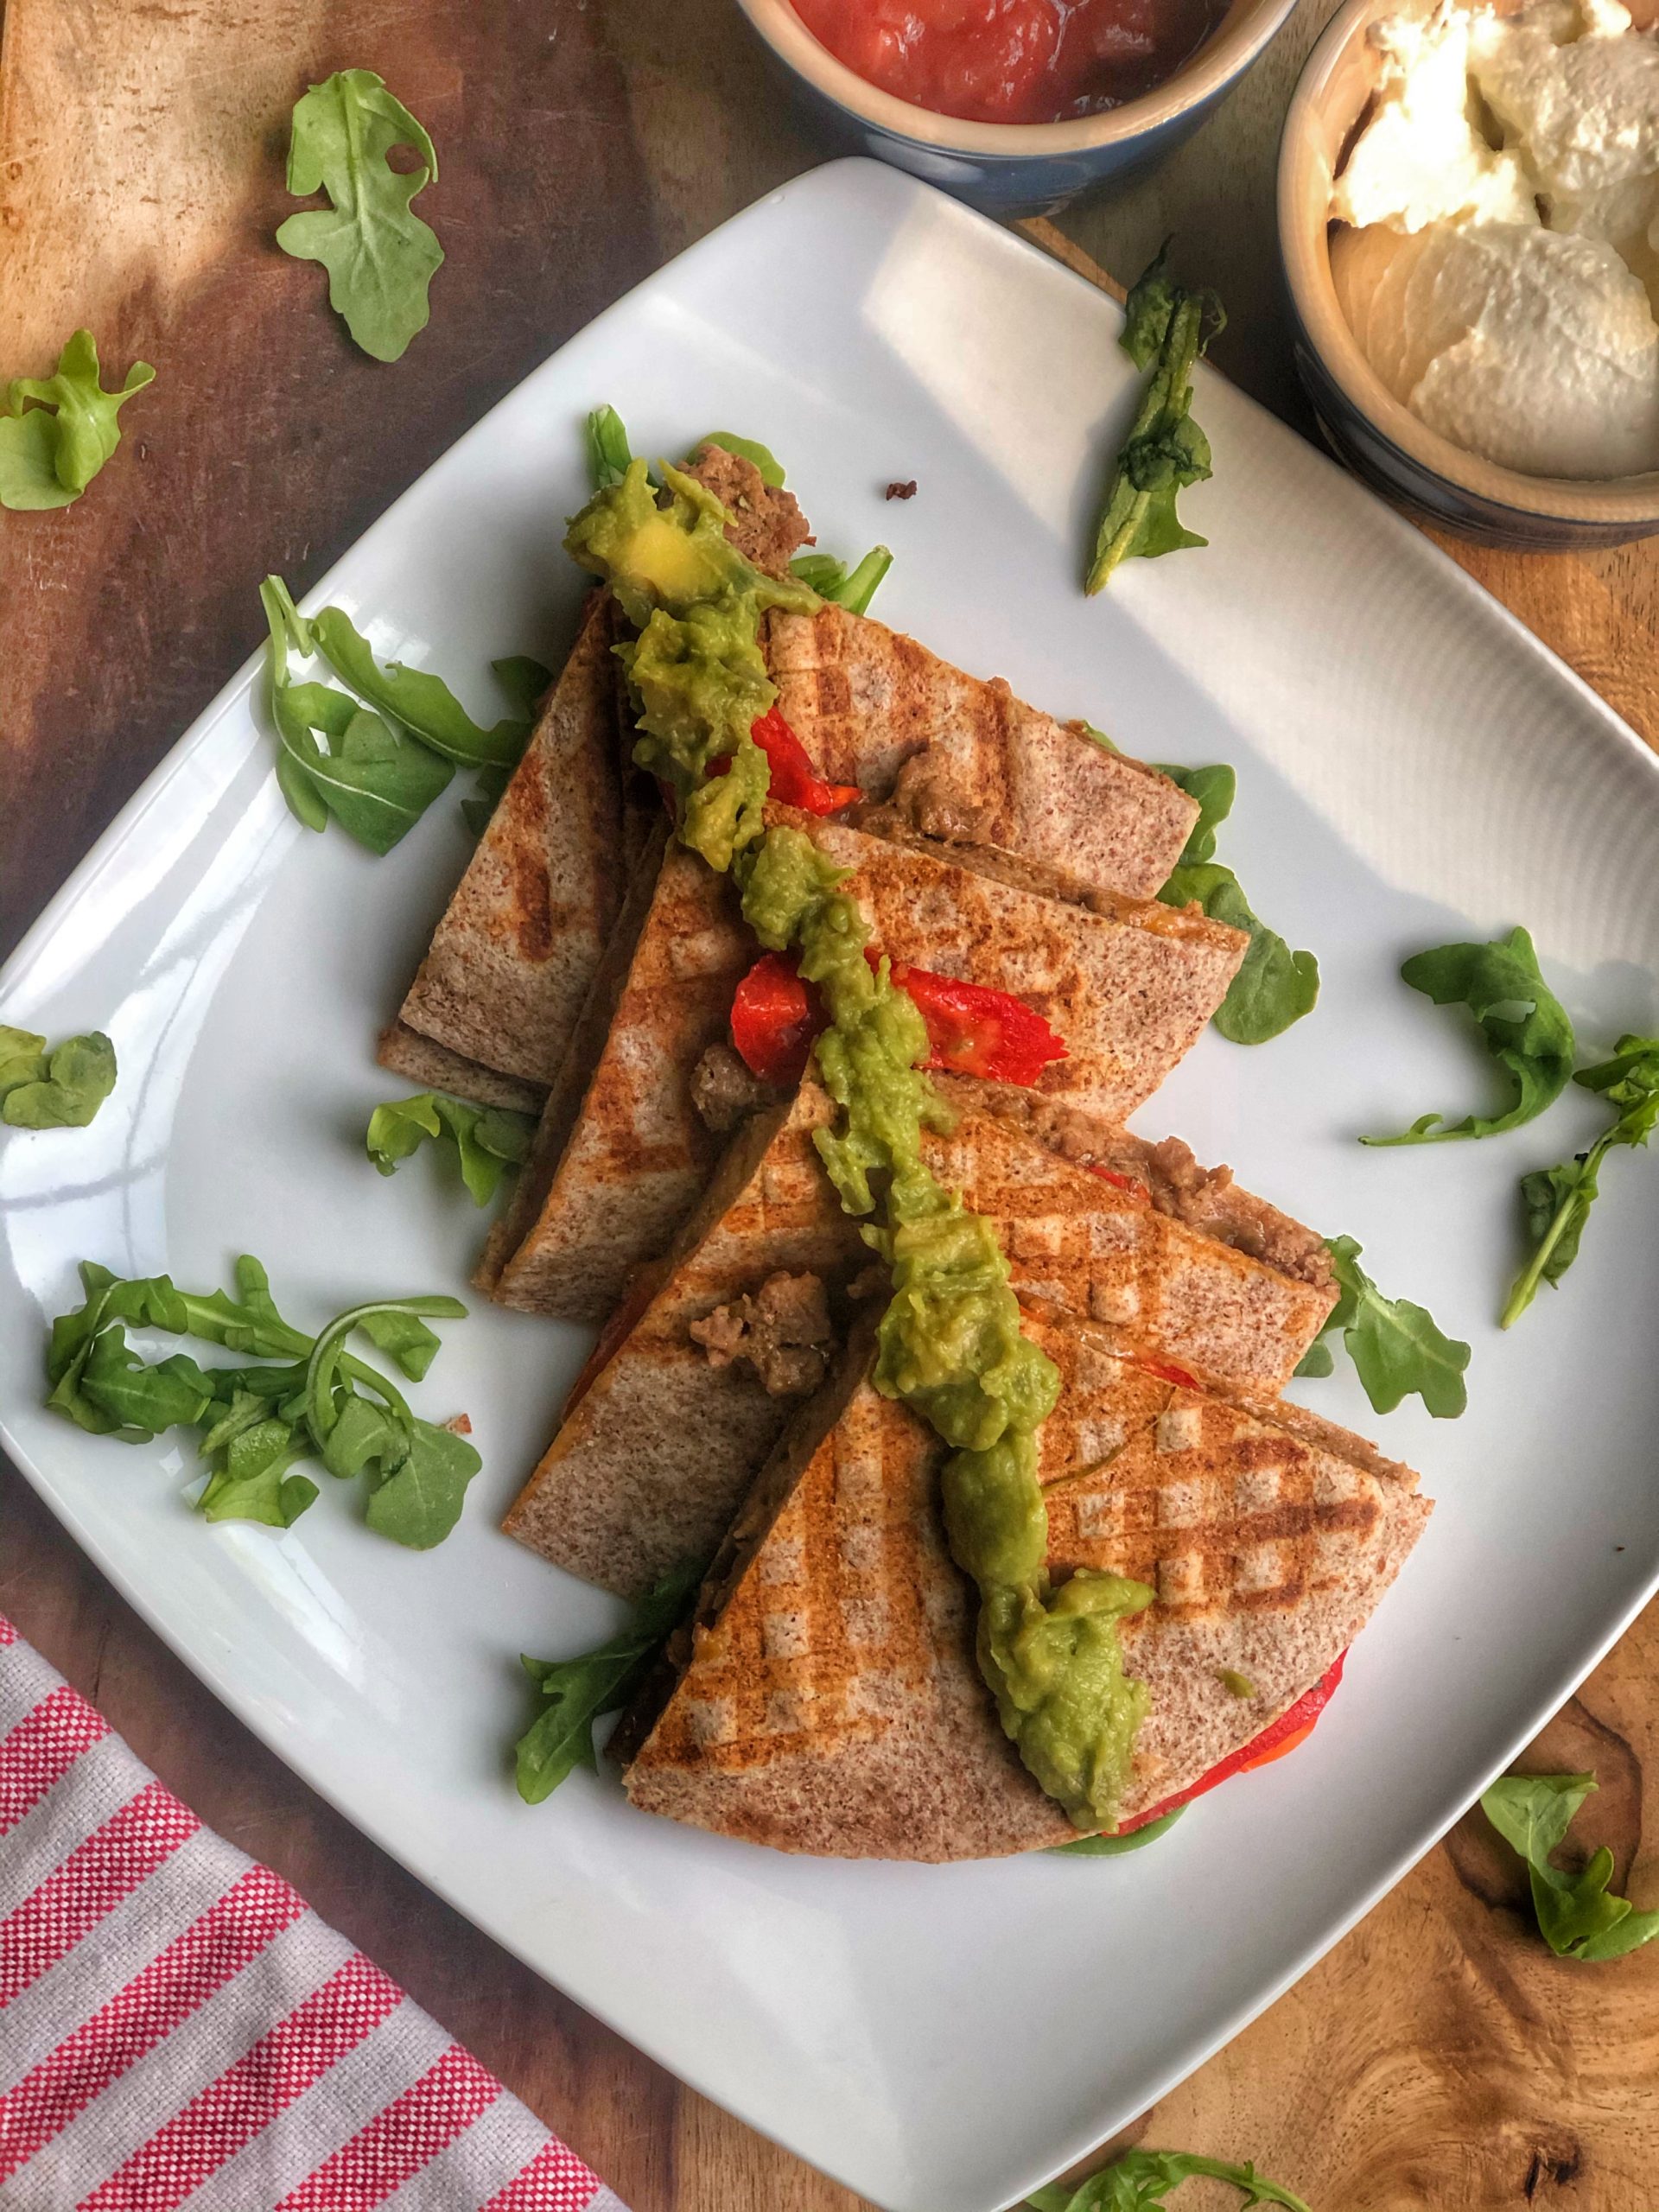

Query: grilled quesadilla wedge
[[766, 601, 1194, 899], [504, 1081, 1337, 1596], [385, 591, 647, 1097], [618, 1320, 1428, 1859], [373, 1021, 548, 1116], [482, 811, 1245, 1320]]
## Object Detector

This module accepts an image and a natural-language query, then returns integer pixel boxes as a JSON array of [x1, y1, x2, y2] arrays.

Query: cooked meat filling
[[690, 1270, 834, 1396], [685, 441, 814, 580], [690, 1042, 777, 1134]]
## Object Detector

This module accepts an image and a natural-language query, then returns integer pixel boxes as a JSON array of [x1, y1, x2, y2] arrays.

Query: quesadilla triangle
[[373, 1022, 547, 1117], [480, 808, 1247, 1321], [503, 1079, 1338, 1598], [616, 1319, 1429, 1860], [764, 601, 1195, 899], [383, 590, 646, 1103]]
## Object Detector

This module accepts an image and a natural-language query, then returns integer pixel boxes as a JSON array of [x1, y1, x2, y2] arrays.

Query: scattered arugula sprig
[[45, 1255, 479, 1547], [1363, 927, 1573, 1146], [1155, 764, 1319, 1045], [1027, 2147, 1310, 2211], [1296, 1235, 1470, 1417], [1085, 245, 1224, 593], [516, 1559, 705, 1803], [1482, 1772, 1659, 1961], [0, 1026, 117, 1128], [1502, 1033, 1659, 1326], [367, 1090, 535, 1205], [263, 575, 542, 849], [276, 70, 442, 363], [0, 330, 155, 512], [582, 403, 893, 613]]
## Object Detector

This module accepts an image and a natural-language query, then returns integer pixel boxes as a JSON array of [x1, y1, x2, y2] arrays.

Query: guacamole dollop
[[563, 463, 1154, 1832]]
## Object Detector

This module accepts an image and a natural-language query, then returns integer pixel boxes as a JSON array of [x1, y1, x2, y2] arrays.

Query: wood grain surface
[[3, 3, 1657, 2208]]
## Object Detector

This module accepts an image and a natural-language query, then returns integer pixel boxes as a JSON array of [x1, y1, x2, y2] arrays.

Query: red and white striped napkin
[[0, 1614, 626, 2212]]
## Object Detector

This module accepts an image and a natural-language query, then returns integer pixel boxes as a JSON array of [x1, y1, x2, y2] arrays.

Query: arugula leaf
[[789, 545, 893, 616], [45, 1260, 474, 1548], [0, 1030, 117, 1128], [1085, 245, 1224, 593], [365, 1418, 480, 1548], [366, 1090, 535, 1205], [698, 431, 786, 487], [1502, 1033, 1659, 1327], [1027, 2147, 1309, 2211], [490, 657, 552, 720], [1, 330, 155, 510], [1157, 762, 1235, 865], [1295, 1234, 1470, 1418], [1363, 926, 1573, 1146], [262, 578, 452, 851], [199, 1418, 318, 1528], [276, 70, 442, 363], [1159, 861, 1319, 1047], [1481, 1772, 1659, 1962], [516, 1558, 706, 1804], [307, 605, 532, 770], [587, 404, 633, 489], [1048, 1807, 1186, 1855]]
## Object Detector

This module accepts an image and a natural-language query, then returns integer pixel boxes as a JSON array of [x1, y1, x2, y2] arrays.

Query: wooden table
[[3, 4, 1657, 2206]]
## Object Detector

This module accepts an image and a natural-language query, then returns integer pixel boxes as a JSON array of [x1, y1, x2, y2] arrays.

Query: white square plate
[[4, 162, 1659, 2212]]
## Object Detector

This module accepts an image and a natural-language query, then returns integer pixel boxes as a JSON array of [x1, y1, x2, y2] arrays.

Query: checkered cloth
[[0, 1615, 626, 2212]]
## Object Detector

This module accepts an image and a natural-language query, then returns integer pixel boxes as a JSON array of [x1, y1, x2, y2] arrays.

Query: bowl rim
[[735, 0, 1302, 157], [1277, 0, 1659, 524]]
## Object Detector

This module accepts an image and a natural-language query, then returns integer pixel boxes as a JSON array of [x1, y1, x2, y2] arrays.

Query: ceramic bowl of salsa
[[737, 0, 1301, 214]]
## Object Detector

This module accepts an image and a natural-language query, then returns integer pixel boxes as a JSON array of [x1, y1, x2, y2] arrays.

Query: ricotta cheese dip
[[1331, 0, 1659, 478]]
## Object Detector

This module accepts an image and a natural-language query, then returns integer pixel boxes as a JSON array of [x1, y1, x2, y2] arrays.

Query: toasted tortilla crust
[[622, 1337, 1428, 1860], [396, 593, 645, 1092], [766, 601, 1198, 899], [373, 1022, 547, 1116], [504, 1083, 1336, 1597]]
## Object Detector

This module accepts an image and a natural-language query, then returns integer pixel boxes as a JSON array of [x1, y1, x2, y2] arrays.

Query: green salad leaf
[[699, 430, 786, 486], [1363, 926, 1573, 1146], [1027, 2147, 1309, 2211], [587, 403, 634, 489], [789, 545, 893, 616], [0, 1028, 117, 1128], [276, 69, 442, 363], [1294, 1234, 1470, 1417], [1502, 1033, 1659, 1326], [307, 605, 532, 770], [1481, 1772, 1659, 1961], [43, 1257, 477, 1547], [262, 578, 452, 850], [1048, 1807, 1186, 1856], [366, 1090, 535, 1205], [1154, 765, 1318, 1046], [1, 330, 155, 511], [1085, 245, 1224, 593], [515, 1558, 706, 1804]]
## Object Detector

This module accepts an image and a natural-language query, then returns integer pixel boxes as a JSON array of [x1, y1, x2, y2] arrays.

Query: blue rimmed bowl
[[1279, 0, 1659, 550], [736, 0, 1303, 217]]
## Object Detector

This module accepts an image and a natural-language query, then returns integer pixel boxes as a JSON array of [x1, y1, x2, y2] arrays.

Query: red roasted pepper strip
[[888, 961, 1068, 1084], [1116, 1651, 1347, 1834], [729, 950, 1067, 1089], [730, 952, 823, 1086], [706, 708, 861, 817]]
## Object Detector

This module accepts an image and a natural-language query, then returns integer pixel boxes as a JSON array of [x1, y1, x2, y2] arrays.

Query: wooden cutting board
[[3, 3, 1656, 2206]]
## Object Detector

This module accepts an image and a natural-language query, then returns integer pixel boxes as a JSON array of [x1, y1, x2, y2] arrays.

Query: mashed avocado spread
[[566, 463, 1153, 1831]]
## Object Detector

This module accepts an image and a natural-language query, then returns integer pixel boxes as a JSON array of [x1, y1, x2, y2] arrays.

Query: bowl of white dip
[[1279, 0, 1659, 545]]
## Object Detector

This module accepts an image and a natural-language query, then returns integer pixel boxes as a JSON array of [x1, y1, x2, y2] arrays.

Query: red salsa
[[792, 0, 1226, 124]]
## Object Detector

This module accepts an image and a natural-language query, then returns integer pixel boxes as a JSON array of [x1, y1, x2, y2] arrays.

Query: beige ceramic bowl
[[1279, 0, 1659, 548]]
